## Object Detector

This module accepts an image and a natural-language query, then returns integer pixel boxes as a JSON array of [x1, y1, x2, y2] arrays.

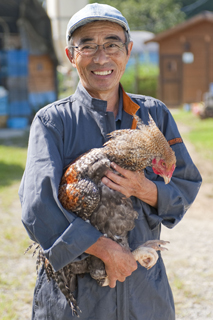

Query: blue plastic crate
[[6, 50, 28, 65], [0, 51, 7, 65], [19, 50, 29, 65], [0, 86, 8, 115], [0, 51, 7, 77], [29, 91, 57, 110], [7, 64, 28, 77], [0, 96, 8, 115], [6, 50, 29, 76], [9, 100, 31, 116], [7, 117, 28, 129], [44, 91, 57, 102], [6, 50, 17, 64], [29, 92, 44, 108]]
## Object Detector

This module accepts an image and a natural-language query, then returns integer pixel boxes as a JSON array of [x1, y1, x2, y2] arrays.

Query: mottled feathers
[[28, 114, 176, 316]]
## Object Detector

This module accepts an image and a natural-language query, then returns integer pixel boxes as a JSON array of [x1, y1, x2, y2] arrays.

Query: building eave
[[145, 11, 213, 44]]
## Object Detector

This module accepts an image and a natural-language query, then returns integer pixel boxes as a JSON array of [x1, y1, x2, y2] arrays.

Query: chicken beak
[[163, 176, 171, 184]]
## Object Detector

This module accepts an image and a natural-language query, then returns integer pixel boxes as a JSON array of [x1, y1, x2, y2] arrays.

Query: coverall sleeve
[[149, 103, 202, 229], [19, 112, 102, 272]]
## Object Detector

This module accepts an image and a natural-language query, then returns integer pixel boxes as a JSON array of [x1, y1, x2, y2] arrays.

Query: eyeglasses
[[69, 41, 127, 56]]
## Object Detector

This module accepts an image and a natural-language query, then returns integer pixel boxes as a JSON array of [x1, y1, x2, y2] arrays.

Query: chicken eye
[[161, 161, 166, 167]]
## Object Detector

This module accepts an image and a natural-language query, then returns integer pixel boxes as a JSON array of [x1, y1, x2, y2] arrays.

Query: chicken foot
[[102, 240, 169, 286], [132, 239, 169, 270]]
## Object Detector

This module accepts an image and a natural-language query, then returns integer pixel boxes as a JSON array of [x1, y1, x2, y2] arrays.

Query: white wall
[[46, 0, 88, 65]]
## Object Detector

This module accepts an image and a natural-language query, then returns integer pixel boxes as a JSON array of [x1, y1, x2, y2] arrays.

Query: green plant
[[121, 63, 159, 97], [172, 109, 213, 161]]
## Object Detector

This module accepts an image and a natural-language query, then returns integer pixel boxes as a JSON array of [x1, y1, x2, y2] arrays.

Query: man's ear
[[65, 47, 76, 68], [127, 41, 133, 59]]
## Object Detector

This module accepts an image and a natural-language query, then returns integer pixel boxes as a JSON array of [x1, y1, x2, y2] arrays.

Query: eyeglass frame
[[69, 40, 128, 57], [67, 28, 131, 57]]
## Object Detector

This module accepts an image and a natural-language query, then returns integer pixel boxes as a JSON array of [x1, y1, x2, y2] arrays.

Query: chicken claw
[[141, 240, 169, 252], [132, 240, 169, 270]]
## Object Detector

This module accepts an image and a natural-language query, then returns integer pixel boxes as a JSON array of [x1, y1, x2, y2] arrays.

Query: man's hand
[[102, 162, 158, 208], [85, 237, 137, 288]]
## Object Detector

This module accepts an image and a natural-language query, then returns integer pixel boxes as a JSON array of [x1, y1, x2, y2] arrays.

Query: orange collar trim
[[121, 85, 140, 129], [168, 137, 183, 146]]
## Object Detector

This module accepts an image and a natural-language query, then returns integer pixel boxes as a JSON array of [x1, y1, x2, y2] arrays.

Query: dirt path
[[161, 122, 213, 319]]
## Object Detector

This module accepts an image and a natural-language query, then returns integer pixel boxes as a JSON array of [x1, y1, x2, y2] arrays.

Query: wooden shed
[[146, 11, 213, 107]]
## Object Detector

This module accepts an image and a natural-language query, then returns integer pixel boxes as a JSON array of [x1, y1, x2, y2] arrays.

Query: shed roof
[[145, 11, 213, 43]]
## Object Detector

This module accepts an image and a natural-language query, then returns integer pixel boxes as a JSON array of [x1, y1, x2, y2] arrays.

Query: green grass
[[0, 141, 35, 318], [0, 145, 27, 185], [0, 144, 29, 254], [0, 145, 27, 211], [172, 109, 213, 161]]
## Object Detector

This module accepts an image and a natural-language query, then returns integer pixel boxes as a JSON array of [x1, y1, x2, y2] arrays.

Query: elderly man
[[19, 3, 202, 320]]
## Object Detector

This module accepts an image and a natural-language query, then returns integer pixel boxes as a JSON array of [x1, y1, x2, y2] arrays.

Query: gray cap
[[66, 3, 130, 44]]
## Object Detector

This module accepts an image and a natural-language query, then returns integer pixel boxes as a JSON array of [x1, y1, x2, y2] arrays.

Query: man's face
[[66, 21, 133, 98]]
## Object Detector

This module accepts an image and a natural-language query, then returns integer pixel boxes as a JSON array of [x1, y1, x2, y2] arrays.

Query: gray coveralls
[[19, 82, 202, 320]]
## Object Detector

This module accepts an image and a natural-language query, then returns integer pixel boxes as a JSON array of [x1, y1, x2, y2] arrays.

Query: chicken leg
[[102, 240, 169, 286]]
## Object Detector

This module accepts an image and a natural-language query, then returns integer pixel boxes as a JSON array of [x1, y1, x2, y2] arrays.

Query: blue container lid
[[7, 117, 28, 129]]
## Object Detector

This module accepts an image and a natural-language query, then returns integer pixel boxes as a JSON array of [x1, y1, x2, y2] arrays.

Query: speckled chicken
[[29, 115, 176, 316]]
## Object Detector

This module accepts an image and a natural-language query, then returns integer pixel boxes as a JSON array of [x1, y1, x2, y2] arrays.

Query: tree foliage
[[89, 0, 186, 33], [175, 0, 213, 18]]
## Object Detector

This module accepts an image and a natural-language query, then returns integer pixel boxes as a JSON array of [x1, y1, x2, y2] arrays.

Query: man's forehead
[[72, 20, 125, 40]]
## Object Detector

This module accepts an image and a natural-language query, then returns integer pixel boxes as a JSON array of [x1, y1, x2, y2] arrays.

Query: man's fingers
[[103, 169, 124, 185], [111, 162, 129, 177], [102, 175, 124, 191], [108, 275, 126, 288], [111, 163, 143, 179], [102, 176, 129, 197], [118, 276, 126, 283], [108, 278, 117, 288], [102, 176, 118, 188]]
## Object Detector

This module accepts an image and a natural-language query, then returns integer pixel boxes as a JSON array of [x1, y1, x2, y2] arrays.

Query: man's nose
[[92, 46, 109, 64]]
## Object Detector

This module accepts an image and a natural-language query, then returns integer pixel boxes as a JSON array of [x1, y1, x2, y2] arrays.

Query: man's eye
[[81, 45, 95, 50], [108, 43, 119, 48]]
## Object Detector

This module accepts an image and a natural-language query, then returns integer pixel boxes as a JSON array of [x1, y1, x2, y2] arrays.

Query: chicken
[[28, 114, 176, 316]]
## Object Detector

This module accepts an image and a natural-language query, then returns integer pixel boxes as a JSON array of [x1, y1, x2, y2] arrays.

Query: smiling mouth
[[92, 70, 113, 76]]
